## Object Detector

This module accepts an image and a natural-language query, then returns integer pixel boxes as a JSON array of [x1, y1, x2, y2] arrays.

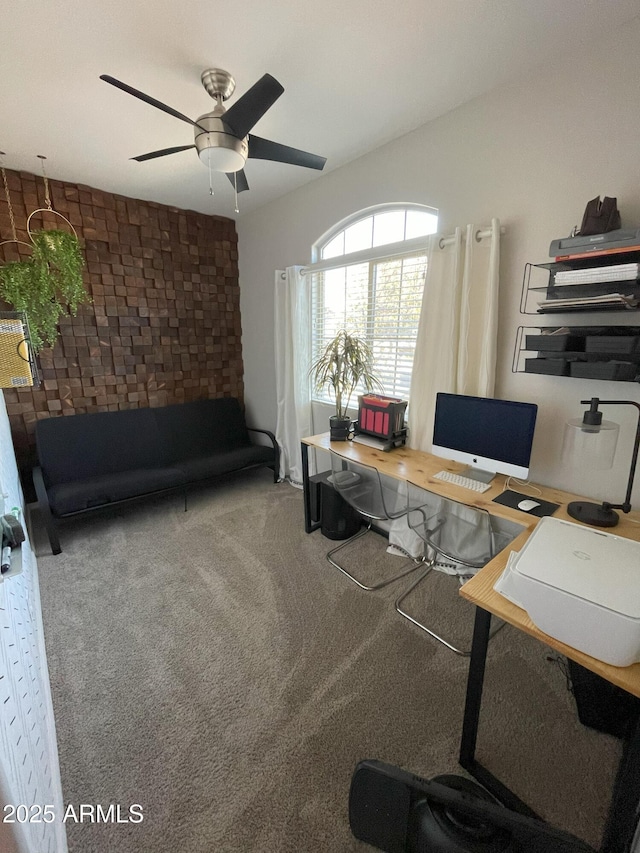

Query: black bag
[[568, 659, 640, 739], [578, 195, 621, 235]]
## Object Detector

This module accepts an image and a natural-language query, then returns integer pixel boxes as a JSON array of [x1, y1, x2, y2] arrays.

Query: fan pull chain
[[0, 154, 18, 242], [37, 155, 52, 210], [208, 155, 214, 197], [234, 173, 239, 214]]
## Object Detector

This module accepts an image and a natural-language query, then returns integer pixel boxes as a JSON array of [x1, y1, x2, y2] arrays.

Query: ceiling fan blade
[[222, 74, 284, 138], [226, 170, 249, 193], [132, 145, 196, 162], [100, 74, 206, 132], [248, 135, 326, 170]]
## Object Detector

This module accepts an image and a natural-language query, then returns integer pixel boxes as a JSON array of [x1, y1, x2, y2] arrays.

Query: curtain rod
[[438, 224, 506, 249], [278, 224, 506, 278]]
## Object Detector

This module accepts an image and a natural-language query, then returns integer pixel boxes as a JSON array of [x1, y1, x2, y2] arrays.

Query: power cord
[[504, 475, 543, 497]]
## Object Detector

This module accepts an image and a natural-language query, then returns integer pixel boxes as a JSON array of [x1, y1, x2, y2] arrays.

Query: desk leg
[[301, 443, 322, 534], [460, 606, 492, 765], [601, 709, 640, 853], [459, 606, 539, 818]]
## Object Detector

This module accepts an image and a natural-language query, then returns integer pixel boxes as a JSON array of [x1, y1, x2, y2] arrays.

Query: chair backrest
[[330, 452, 407, 521], [406, 481, 496, 572]]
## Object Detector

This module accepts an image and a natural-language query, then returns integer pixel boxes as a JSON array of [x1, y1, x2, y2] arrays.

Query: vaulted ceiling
[[2, 0, 639, 217]]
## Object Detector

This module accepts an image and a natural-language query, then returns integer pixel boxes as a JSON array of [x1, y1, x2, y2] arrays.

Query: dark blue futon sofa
[[32, 397, 279, 554]]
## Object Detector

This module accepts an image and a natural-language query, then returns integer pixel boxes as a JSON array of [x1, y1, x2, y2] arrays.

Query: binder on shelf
[[555, 244, 640, 262]]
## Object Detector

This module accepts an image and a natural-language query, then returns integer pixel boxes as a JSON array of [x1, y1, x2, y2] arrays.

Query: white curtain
[[274, 266, 312, 486], [408, 218, 500, 452]]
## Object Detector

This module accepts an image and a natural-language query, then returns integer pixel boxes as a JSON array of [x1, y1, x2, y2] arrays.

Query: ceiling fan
[[100, 68, 327, 194]]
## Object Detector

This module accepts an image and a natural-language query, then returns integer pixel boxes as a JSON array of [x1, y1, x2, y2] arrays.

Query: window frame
[[311, 202, 438, 264], [309, 203, 438, 407]]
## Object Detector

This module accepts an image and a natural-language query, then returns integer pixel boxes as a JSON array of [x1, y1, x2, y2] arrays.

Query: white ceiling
[[2, 0, 639, 219]]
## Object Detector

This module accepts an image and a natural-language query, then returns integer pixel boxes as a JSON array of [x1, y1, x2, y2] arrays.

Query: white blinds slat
[[311, 253, 427, 402]]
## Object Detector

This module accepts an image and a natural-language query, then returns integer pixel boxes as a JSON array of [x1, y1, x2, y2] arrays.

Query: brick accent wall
[[0, 168, 242, 470]]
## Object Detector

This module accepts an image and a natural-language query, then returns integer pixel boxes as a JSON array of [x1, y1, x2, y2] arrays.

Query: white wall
[[0, 393, 67, 853], [238, 15, 640, 505]]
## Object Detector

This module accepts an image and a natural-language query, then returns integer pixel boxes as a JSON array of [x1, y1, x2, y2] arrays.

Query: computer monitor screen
[[432, 392, 538, 481]]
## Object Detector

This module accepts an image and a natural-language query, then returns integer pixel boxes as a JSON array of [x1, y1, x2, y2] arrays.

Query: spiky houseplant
[[310, 329, 383, 440], [0, 229, 88, 351]]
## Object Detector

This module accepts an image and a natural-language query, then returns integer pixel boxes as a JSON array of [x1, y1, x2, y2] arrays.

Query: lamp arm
[[583, 399, 640, 513]]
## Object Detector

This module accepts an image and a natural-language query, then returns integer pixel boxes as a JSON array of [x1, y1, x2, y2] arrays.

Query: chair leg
[[327, 522, 424, 591], [395, 570, 505, 657]]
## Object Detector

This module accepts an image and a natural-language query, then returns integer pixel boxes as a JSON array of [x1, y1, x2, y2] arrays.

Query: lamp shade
[[562, 416, 619, 470], [198, 145, 245, 173]]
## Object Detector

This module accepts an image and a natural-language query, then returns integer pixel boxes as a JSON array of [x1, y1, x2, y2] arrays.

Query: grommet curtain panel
[[408, 219, 500, 452], [274, 266, 312, 486]]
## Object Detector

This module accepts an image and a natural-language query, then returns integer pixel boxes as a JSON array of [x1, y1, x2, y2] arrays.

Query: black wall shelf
[[520, 250, 640, 316], [513, 325, 640, 382], [515, 249, 640, 382]]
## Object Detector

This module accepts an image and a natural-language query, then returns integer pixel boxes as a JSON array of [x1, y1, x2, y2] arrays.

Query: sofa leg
[[37, 505, 62, 555], [33, 466, 62, 555], [184, 488, 188, 512], [47, 523, 62, 556], [38, 503, 62, 555]]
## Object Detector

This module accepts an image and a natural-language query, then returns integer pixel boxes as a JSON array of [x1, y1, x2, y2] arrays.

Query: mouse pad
[[492, 490, 560, 518]]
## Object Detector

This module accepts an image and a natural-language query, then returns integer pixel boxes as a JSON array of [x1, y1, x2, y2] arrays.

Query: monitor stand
[[460, 466, 496, 485]]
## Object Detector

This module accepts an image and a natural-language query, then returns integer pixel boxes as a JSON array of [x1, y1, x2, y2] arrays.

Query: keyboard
[[433, 470, 491, 493]]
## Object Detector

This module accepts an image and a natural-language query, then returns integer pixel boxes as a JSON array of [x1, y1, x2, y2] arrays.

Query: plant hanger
[[0, 152, 34, 256], [0, 154, 89, 352], [26, 155, 77, 240]]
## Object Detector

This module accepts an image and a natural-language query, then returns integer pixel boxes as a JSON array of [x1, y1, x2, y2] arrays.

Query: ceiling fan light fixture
[[197, 143, 246, 173], [194, 113, 248, 173]]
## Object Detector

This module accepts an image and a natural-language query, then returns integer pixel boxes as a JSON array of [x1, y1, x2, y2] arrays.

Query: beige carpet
[[34, 470, 621, 852]]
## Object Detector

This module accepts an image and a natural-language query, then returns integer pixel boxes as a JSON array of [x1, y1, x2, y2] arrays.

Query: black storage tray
[[525, 333, 585, 352], [585, 335, 640, 354], [525, 358, 569, 376], [570, 361, 638, 380]]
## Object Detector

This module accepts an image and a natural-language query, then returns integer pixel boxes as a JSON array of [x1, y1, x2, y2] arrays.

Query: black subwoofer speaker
[[319, 479, 361, 540]]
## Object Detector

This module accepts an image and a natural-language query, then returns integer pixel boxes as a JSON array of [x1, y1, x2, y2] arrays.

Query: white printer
[[505, 517, 640, 667]]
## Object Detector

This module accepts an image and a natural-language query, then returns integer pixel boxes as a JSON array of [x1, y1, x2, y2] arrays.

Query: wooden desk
[[301, 433, 640, 851], [459, 517, 640, 853], [303, 431, 541, 533]]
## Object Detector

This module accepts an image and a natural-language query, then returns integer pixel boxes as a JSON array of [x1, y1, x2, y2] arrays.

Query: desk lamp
[[562, 397, 640, 528]]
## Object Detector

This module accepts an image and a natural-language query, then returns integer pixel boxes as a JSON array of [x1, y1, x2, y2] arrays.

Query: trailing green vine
[[32, 230, 86, 313], [0, 229, 89, 351]]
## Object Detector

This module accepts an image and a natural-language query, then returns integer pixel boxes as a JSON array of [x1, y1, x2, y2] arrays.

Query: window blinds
[[311, 252, 427, 402]]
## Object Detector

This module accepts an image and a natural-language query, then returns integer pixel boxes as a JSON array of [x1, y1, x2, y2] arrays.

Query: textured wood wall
[[0, 168, 242, 469]]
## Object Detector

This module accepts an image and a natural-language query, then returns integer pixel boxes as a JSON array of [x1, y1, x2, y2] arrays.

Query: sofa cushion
[[178, 446, 275, 482], [48, 466, 186, 516], [36, 408, 170, 485], [152, 398, 253, 463]]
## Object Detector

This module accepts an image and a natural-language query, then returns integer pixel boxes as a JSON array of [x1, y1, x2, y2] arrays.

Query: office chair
[[326, 452, 424, 591], [395, 482, 509, 656]]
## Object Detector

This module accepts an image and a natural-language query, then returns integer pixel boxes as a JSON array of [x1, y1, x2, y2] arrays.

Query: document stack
[[537, 293, 638, 313], [553, 263, 640, 286]]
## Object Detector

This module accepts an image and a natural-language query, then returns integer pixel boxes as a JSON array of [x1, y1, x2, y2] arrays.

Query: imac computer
[[432, 392, 538, 483]]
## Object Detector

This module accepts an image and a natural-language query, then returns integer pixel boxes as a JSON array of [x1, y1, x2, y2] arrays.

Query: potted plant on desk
[[310, 329, 383, 440]]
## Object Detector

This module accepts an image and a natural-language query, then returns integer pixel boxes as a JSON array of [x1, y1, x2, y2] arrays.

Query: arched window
[[310, 203, 438, 403]]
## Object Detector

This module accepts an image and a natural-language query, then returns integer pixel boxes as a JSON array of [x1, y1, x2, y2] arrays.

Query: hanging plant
[[0, 230, 89, 352], [31, 229, 87, 314], [0, 254, 65, 351], [0, 159, 90, 352]]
